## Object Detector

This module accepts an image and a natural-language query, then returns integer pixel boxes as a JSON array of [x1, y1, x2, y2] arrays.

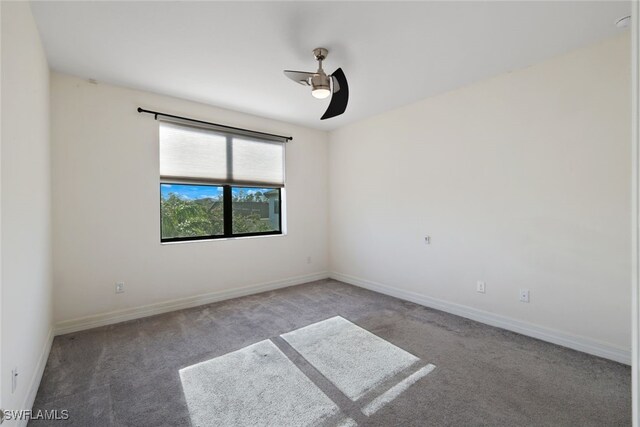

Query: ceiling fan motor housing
[[311, 72, 330, 91]]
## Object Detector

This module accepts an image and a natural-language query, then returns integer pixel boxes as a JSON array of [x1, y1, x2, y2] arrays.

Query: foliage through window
[[159, 119, 286, 242], [161, 184, 282, 241]]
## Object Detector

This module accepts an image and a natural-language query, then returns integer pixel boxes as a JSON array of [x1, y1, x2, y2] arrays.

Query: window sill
[[161, 232, 287, 245]]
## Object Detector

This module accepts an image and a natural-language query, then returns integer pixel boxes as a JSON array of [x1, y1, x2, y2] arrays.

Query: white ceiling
[[31, 1, 630, 131]]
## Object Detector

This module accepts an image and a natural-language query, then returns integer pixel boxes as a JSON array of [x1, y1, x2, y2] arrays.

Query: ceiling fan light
[[312, 87, 331, 99]]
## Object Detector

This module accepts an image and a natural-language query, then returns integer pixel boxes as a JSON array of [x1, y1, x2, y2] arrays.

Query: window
[[159, 120, 285, 242]]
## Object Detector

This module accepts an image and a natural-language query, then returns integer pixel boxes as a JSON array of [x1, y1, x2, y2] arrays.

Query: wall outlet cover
[[476, 281, 486, 293]]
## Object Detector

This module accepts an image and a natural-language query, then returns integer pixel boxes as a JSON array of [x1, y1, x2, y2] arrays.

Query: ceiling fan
[[284, 48, 349, 120]]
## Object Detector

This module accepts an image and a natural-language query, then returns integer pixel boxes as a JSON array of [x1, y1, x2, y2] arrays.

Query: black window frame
[[160, 183, 282, 243]]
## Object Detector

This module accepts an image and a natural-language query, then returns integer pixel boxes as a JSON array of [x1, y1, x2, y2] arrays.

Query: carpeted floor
[[31, 279, 631, 426]]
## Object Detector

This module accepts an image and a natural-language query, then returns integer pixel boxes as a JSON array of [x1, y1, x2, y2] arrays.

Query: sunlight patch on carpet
[[179, 317, 436, 426], [281, 316, 420, 401], [362, 363, 436, 416], [179, 340, 339, 426]]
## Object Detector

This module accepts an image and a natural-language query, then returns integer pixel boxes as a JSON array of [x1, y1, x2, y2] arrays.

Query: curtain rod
[[137, 107, 293, 142]]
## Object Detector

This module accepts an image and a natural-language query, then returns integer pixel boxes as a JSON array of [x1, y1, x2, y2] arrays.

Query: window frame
[[160, 183, 283, 243]]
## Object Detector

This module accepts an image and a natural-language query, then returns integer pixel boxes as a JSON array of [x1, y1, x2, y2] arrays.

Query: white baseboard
[[330, 271, 631, 365], [20, 327, 54, 425], [53, 269, 630, 364], [54, 272, 330, 336]]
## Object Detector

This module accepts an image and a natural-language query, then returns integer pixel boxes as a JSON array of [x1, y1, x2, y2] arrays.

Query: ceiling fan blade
[[321, 68, 349, 120], [283, 70, 314, 86]]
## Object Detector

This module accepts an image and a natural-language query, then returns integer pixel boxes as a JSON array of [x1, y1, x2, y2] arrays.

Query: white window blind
[[159, 120, 285, 187]]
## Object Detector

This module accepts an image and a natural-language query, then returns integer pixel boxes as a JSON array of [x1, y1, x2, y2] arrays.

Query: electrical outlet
[[424, 235, 431, 244], [11, 367, 18, 394], [115, 282, 125, 294], [519, 289, 530, 303], [476, 281, 486, 293]]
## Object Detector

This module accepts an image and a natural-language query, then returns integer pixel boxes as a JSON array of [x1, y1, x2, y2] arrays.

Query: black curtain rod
[[137, 107, 293, 141]]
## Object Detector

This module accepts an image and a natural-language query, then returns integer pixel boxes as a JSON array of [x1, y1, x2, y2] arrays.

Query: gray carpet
[[31, 279, 630, 426]]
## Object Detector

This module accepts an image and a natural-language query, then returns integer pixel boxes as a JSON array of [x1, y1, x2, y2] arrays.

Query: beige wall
[[1, 1, 53, 417], [51, 73, 329, 324], [329, 34, 631, 359], [48, 31, 631, 363]]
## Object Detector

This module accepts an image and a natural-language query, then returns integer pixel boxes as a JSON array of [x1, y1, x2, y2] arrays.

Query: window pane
[[161, 184, 224, 239], [232, 187, 280, 234]]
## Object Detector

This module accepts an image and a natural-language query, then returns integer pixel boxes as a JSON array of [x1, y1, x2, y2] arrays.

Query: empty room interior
[[1, 0, 638, 426]]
